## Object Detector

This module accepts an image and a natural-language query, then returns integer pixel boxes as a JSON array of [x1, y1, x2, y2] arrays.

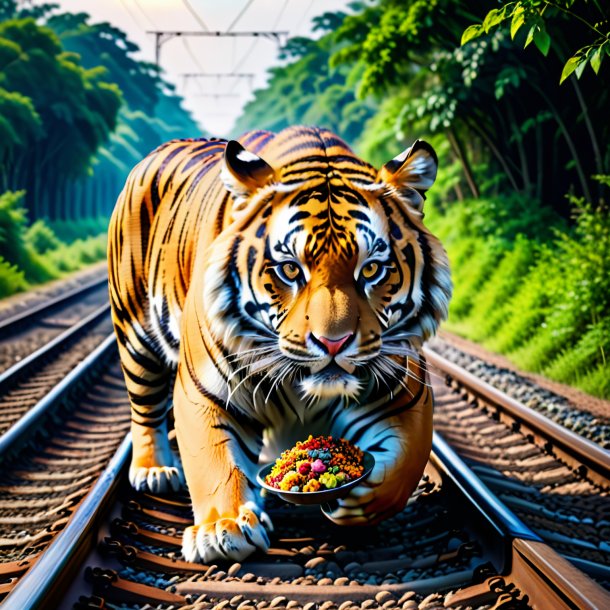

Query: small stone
[[231, 596, 244, 606], [376, 591, 394, 604], [383, 601, 397, 608], [320, 602, 335, 610], [270, 597, 287, 608], [287, 602, 299, 609], [344, 562, 361, 574], [238, 602, 255, 610], [397, 593, 416, 605], [324, 562, 341, 576], [242, 573, 256, 582], [303, 604, 317, 610], [305, 557, 327, 569], [318, 577, 333, 585], [334, 577, 350, 585], [228, 563, 242, 577], [418, 593, 442, 609], [204, 564, 218, 577], [361, 601, 376, 609], [215, 602, 230, 610], [402, 603, 418, 610], [338, 602, 354, 610]]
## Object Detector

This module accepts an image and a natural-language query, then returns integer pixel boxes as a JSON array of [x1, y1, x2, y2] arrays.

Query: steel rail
[[0, 302, 110, 391], [431, 432, 541, 543], [1, 434, 132, 610], [431, 432, 610, 609], [423, 347, 610, 479], [0, 333, 117, 458], [6, 429, 606, 609], [0, 274, 107, 334]]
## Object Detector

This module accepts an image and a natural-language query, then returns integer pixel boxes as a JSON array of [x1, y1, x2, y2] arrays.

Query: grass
[[0, 191, 108, 299], [429, 194, 610, 399]]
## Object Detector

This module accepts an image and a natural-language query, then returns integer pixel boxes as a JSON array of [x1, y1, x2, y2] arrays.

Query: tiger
[[108, 125, 451, 564]]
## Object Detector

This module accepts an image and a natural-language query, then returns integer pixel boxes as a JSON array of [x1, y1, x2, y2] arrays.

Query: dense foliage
[[0, 0, 199, 223], [0, 191, 107, 297], [234, 1, 610, 397], [0, 1, 201, 296]]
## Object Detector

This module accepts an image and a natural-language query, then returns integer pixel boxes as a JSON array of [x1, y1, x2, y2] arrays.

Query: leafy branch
[[461, 1, 610, 83]]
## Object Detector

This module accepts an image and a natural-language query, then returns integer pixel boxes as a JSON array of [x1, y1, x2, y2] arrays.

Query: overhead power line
[[226, 0, 255, 32], [194, 93, 241, 99], [273, 0, 291, 29], [149, 30, 289, 66], [117, 0, 144, 32], [229, 0, 290, 88], [182, 38, 206, 74], [182, 73, 255, 93], [131, 0, 157, 29], [181, 0, 210, 31], [182, 73, 255, 79]]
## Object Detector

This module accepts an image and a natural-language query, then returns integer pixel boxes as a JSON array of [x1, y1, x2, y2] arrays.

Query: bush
[[0, 191, 109, 298], [432, 191, 610, 399], [46, 233, 107, 273], [0, 258, 28, 298], [26, 220, 62, 254], [50, 217, 109, 242], [0, 191, 55, 284]]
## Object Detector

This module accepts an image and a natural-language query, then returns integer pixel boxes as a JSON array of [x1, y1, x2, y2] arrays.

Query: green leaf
[[524, 25, 535, 48], [483, 8, 505, 33], [533, 27, 551, 56], [461, 24, 483, 45], [590, 47, 603, 74], [560, 55, 580, 84], [510, 8, 526, 39], [575, 56, 587, 79]]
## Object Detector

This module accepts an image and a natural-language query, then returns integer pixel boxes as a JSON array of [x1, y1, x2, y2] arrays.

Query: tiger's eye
[[281, 262, 300, 281], [361, 261, 379, 280]]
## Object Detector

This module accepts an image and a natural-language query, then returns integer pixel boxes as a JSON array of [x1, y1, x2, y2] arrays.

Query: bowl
[[256, 451, 375, 505]]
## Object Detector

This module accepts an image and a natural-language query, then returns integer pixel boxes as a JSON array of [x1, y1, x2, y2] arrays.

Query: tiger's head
[[209, 127, 451, 405]]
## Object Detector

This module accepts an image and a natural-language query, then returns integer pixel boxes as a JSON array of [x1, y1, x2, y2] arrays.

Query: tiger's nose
[[309, 332, 354, 357]]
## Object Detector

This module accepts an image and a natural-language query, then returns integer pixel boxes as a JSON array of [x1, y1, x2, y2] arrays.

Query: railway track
[[6, 429, 608, 610], [0, 271, 113, 449], [424, 347, 610, 589], [0, 337, 130, 602], [0, 276, 608, 608], [0, 274, 109, 375]]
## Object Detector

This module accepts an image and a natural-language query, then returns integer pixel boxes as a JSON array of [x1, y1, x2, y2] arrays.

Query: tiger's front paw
[[182, 502, 273, 563], [129, 455, 185, 493]]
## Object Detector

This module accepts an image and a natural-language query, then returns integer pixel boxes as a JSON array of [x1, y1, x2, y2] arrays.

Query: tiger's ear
[[378, 140, 438, 211], [221, 140, 275, 209]]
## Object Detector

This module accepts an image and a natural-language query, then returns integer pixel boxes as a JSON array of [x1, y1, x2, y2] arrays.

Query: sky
[[49, 0, 352, 137]]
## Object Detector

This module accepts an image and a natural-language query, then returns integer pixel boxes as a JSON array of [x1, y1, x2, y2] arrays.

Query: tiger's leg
[[173, 372, 272, 563], [114, 329, 185, 494], [323, 378, 433, 525]]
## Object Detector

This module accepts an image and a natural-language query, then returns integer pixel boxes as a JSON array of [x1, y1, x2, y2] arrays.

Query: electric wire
[[131, 0, 157, 29], [116, 0, 145, 32], [226, 0, 255, 32], [181, 0, 210, 31]]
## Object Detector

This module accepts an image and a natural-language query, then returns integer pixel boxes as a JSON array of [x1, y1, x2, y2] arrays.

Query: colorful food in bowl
[[257, 435, 374, 505]]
